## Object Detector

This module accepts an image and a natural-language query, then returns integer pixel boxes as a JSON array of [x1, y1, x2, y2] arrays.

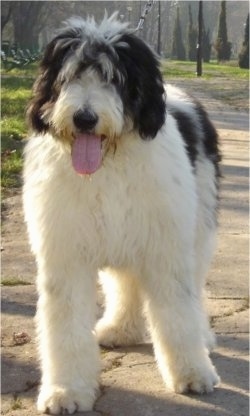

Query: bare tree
[[11, 1, 48, 49], [1, 1, 13, 35]]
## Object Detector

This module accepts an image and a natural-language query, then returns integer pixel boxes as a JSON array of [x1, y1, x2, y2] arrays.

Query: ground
[[1, 78, 249, 416]]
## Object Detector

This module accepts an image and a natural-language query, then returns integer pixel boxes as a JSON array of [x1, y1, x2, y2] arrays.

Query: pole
[[196, 0, 203, 76], [157, 1, 161, 55]]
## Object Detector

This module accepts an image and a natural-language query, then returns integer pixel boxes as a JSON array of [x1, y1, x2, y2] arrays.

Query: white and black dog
[[23, 13, 221, 415]]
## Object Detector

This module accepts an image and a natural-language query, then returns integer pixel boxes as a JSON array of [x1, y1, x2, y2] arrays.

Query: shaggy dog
[[23, 13, 220, 415]]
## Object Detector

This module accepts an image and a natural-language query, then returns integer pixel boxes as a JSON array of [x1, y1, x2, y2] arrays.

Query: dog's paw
[[37, 385, 96, 414], [95, 318, 142, 347], [172, 361, 220, 394], [95, 320, 128, 347]]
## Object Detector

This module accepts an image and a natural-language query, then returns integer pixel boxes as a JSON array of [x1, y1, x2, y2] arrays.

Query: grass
[[1, 74, 34, 189], [0, 61, 39, 77], [161, 59, 249, 79], [11, 397, 23, 410], [1, 150, 23, 188], [1, 76, 34, 148], [1, 278, 32, 286]]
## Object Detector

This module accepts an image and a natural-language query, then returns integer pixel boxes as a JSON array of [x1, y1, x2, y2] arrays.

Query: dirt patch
[[2, 190, 36, 284], [168, 77, 249, 112]]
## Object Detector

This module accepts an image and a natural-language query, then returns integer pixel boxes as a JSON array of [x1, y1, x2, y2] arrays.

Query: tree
[[1, 1, 13, 35], [214, 1, 232, 61], [238, 13, 249, 69], [171, 6, 186, 60], [157, 1, 161, 55], [11, 1, 50, 50], [203, 25, 212, 63], [187, 4, 197, 61]]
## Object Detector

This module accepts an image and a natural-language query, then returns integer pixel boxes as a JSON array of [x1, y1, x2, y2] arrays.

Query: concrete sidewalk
[[1, 100, 249, 415]]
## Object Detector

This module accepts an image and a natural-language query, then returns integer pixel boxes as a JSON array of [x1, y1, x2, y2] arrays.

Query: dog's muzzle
[[73, 109, 99, 132]]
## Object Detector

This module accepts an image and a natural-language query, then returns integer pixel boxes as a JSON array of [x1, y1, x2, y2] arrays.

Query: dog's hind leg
[[95, 268, 145, 347]]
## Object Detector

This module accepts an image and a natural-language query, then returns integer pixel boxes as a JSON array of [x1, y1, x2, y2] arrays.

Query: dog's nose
[[73, 109, 98, 131]]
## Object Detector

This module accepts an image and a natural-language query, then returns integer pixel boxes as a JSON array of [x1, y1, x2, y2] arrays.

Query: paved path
[[1, 85, 249, 415]]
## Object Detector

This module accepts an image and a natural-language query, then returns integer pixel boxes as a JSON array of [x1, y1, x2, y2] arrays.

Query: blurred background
[[1, 1, 249, 60]]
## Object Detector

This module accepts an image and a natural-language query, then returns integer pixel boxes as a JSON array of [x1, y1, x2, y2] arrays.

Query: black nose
[[73, 109, 98, 131]]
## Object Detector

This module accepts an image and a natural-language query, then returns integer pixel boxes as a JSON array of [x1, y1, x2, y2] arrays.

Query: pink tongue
[[72, 134, 102, 174]]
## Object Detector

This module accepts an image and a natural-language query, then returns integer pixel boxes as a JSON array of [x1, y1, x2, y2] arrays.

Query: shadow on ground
[[1, 336, 248, 416]]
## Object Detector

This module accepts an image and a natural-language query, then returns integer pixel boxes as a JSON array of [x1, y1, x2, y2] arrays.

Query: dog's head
[[27, 13, 166, 174]]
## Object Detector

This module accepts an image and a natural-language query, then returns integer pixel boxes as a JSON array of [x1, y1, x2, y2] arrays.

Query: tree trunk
[[12, 1, 46, 50]]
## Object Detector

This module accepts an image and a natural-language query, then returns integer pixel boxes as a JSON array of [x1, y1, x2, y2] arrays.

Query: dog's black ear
[[27, 30, 81, 133], [115, 34, 166, 139]]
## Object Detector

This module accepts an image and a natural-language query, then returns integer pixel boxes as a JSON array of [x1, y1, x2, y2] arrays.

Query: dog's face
[[28, 14, 166, 173]]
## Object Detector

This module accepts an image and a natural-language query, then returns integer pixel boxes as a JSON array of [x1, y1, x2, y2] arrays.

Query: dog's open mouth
[[71, 134, 104, 175]]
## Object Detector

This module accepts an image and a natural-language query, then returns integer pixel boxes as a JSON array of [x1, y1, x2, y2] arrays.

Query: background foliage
[[1, 1, 249, 59]]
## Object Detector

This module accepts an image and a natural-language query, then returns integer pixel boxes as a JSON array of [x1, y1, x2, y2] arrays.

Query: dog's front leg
[[36, 264, 100, 414]]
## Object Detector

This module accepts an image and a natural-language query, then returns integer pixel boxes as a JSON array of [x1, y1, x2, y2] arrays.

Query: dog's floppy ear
[[115, 34, 166, 139], [27, 30, 81, 133]]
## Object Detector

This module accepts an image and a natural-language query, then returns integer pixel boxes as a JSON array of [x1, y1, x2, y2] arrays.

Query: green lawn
[[1, 76, 33, 148], [0, 61, 39, 77], [161, 59, 249, 79], [1, 75, 34, 188]]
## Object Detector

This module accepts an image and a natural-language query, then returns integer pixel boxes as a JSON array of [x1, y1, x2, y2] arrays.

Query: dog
[[23, 13, 220, 414]]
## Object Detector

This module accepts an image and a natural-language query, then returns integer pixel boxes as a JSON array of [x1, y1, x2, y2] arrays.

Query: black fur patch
[[170, 110, 198, 166], [170, 103, 221, 178], [113, 34, 166, 139], [27, 33, 82, 132], [195, 102, 221, 177]]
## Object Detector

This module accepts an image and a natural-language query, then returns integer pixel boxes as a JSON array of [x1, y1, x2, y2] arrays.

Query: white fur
[[65, 12, 130, 43], [44, 71, 125, 146], [23, 73, 219, 413]]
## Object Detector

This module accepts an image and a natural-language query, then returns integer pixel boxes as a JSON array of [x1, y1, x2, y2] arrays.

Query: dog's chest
[[79, 170, 150, 230], [72, 161, 162, 262]]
